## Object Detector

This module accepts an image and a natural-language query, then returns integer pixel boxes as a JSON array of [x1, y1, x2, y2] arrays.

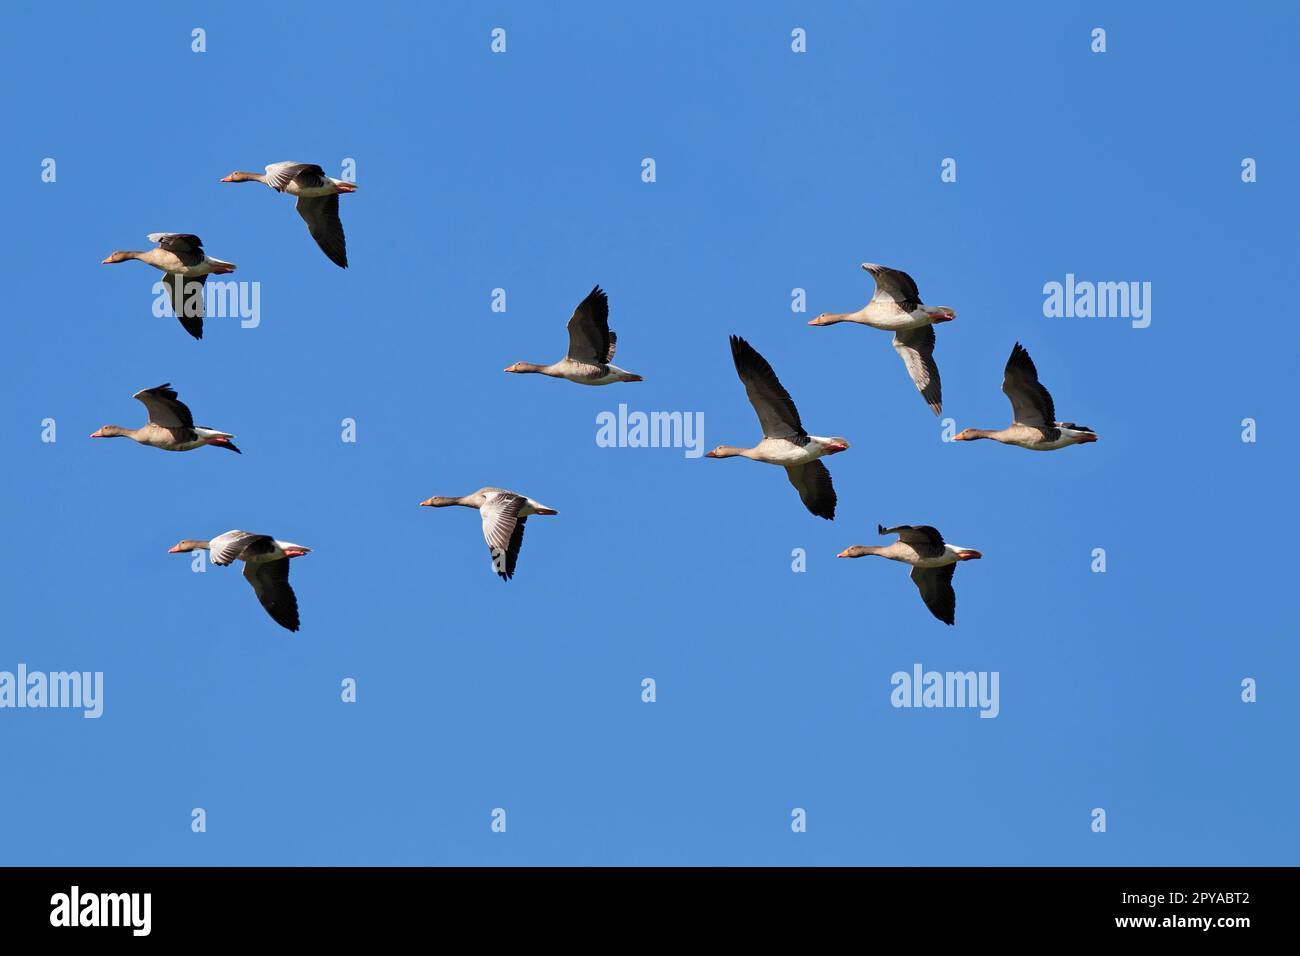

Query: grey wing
[[264, 162, 326, 191], [785, 459, 836, 520], [243, 559, 300, 631], [295, 194, 348, 268], [892, 325, 942, 415], [150, 233, 205, 267], [729, 335, 806, 439], [162, 272, 205, 340], [565, 286, 611, 364], [864, 263, 922, 312], [209, 530, 269, 566], [480, 495, 525, 580], [1002, 342, 1055, 428], [878, 523, 946, 558], [910, 564, 958, 625], [132, 383, 194, 428]]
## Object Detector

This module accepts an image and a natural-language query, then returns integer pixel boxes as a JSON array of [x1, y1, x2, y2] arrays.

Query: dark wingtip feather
[[1007, 341, 1034, 368], [729, 334, 759, 370]]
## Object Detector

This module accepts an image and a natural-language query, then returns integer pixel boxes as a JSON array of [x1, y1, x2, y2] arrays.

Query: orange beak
[[336, 183, 357, 193], [419, 498, 436, 506], [219, 175, 236, 182], [957, 550, 983, 561], [167, 545, 184, 553]]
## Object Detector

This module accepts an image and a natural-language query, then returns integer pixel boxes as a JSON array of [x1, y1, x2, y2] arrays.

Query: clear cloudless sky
[[1, 1, 1296, 865]]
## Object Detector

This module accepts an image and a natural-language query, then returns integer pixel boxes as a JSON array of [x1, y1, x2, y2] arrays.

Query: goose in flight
[[954, 343, 1098, 450], [220, 162, 356, 268], [807, 263, 955, 415], [504, 286, 643, 385], [705, 335, 849, 520], [101, 233, 236, 340], [420, 488, 559, 580], [91, 384, 239, 453], [837, 524, 982, 626], [168, 531, 311, 631]]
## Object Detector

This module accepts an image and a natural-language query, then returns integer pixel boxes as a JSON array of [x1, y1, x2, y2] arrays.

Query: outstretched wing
[[863, 263, 922, 312], [295, 194, 348, 268], [263, 162, 327, 192], [910, 564, 958, 625], [480, 494, 526, 580], [243, 558, 300, 631], [565, 286, 611, 364], [161, 272, 205, 339], [892, 325, 942, 415], [785, 460, 836, 520], [208, 530, 270, 566], [878, 524, 946, 558], [729, 335, 806, 439], [133, 384, 194, 428], [1002, 342, 1056, 428]]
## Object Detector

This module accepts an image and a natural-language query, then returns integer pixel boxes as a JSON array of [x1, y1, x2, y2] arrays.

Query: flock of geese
[[96, 165, 1097, 630], [101, 162, 354, 340]]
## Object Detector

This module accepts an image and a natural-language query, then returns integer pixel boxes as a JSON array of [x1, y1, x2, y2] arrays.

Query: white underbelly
[[752, 439, 820, 466]]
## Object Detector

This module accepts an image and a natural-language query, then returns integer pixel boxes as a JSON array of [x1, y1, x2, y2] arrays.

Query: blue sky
[[1, 1, 1296, 865]]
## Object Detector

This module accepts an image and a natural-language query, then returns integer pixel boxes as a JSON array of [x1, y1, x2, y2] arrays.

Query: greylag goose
[[504, 286, 644, 385], [420, 488, 558, 580], [220, 162, 355, 268], [91, 384, 239, 453], [168, 531, 311, 631], [705, 335, 849, 520], [807, 263, 955, 415], [837, 524, 982, 626], [954, 343, 1098, 450], [101, 233, 236, 340]]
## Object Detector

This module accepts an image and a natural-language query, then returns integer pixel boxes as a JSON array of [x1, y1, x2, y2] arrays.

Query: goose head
[[836, 546, 875, 558], [167, 540, 209, 554], [703, 445, 745, 459], [100, 251, 135, 264]]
